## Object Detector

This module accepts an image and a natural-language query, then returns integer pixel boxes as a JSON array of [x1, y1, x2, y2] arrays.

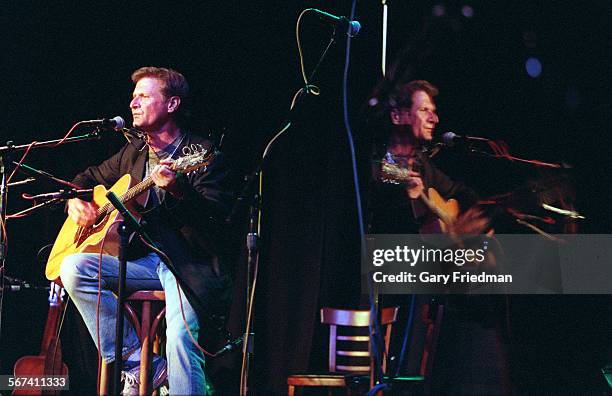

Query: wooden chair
[[287, 306, 399, 395], [99, 290, 166, 395]]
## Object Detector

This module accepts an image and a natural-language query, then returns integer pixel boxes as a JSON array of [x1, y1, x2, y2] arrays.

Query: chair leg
[[151, 328, 163, 396], [140, 300, 153, 396], [288, 384, 295, 396], [99, 360, 109, 396]]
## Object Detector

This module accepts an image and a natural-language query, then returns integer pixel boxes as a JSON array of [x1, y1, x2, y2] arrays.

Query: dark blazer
[[72, 132, 234, 323], [415, 150, 478, 210]]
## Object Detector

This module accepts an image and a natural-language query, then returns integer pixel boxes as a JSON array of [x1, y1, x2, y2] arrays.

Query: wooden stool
[[100, 290, 166, 395]]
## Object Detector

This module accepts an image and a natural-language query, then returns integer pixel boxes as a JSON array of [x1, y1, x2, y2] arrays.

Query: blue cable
[[367, 382, 391, 396], [343, 0, 364, 257], [340, 0, 386, 387]]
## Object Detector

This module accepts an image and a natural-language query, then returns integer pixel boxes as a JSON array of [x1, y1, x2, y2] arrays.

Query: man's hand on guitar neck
[[151, 158, 183, 198], [404, 170, 424, 199], [67, 198, 99, 227]]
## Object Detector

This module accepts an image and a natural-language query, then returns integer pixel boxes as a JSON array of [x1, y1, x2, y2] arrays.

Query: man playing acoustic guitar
[[57, 67, 233, 395], [369, 80, 510, 394], [370, 79, 486, 235]]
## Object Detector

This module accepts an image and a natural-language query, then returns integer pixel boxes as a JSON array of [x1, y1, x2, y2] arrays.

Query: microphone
[[28, 188, 93, 201], [442, 131, 490, 147], [8, 177, 36, 187], [214, 336, 244, 357], [309, 9, 361, 37], [82, 116, 126, 131]]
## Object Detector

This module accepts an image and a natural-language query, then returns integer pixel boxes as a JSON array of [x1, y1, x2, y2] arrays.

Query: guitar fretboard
[[96, 176, 157, 218], [92, 149, 213, 218]]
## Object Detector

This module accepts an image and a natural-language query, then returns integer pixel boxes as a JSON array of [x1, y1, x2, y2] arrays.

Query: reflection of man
[[369, 80, 509, 394], [59, 67, 233, 395], [369, 79, 483, 235]]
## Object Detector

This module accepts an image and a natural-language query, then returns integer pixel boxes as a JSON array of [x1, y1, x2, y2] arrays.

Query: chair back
[[320, 306, 398, 374]]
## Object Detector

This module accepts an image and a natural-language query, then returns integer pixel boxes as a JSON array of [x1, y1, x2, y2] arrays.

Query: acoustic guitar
[[12, 282, 68, 395], [45, 149, 215, 281], [380, 157, 460, 233]]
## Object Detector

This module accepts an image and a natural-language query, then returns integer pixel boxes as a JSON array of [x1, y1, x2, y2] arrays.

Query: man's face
[[390, 90, 439, 142], [130, 77, 173, 131]]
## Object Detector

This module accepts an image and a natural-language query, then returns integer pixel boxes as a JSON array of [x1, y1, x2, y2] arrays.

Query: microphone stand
[[227, 29, 340, 396], [105, 191, 157, 396], [0, 129, 105, 349], [0, 153, 7, 345], [466, 148, 567, 169], [12, 161, 81, 189], [6, 162, 92, 219], [381, 0, 390, 76]]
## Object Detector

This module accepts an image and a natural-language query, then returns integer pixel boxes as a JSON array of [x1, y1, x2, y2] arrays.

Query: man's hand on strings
[[67, 198, 99, 227], [404, 170, 424, 199]]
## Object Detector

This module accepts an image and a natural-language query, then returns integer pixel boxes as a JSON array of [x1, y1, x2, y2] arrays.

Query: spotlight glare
[[461, 5, 474, 18], [525, 57, 542, 78]]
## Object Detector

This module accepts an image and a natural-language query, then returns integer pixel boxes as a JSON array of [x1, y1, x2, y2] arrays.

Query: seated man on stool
[[59, 66, 233, 395]]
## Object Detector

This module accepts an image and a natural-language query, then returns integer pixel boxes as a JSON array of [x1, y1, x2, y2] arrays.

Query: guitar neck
[[91, 150, 214, 218], [97, 177, 155, 217], [41, 283, 65, 353]]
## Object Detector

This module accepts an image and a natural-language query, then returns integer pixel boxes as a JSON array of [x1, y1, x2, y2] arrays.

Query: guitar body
[[380, 158, 460, 233], [12, 357, 68, 396], [13, 283, 69, 396], [419, 188, 460, 234], [45, 174, 141, 281]]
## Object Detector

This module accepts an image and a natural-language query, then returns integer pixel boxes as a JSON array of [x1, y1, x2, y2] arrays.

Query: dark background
[[1, 1, 610, 394]]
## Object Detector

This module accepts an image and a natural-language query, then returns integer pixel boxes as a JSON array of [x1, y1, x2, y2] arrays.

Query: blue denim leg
[[157, 261, 206, 395], [59, 252, 163, 363]]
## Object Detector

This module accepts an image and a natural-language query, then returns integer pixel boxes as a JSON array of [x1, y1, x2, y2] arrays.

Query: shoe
[[121, 355, 167, 395]]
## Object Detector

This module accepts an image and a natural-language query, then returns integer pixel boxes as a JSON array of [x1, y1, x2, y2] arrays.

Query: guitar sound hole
[[74, 215, 110, 247], [94, 214, 107, 226]]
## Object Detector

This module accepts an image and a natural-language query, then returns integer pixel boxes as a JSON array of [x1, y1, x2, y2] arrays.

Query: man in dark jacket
[[59, 67, 233, 395], [369, 79, 482, 235], [369, 80, 511, 394]]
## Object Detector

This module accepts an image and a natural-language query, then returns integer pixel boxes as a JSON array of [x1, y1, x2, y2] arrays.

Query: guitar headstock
[[378, 152, 426, 185], [171, 148, 216, 174], [379, 153, 414, 185]]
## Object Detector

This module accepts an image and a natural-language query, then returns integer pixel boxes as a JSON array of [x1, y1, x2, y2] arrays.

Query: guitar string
[[103, 133, 187, 214]]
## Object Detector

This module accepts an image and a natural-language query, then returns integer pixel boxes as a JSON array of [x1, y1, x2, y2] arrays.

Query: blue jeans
[[60, 252, 206, 395]]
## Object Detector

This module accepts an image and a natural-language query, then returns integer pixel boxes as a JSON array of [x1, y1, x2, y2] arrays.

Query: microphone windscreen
[[442, 131, 459, 147], [348, 20, 361, 37], [110, 116, 125, 130]]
